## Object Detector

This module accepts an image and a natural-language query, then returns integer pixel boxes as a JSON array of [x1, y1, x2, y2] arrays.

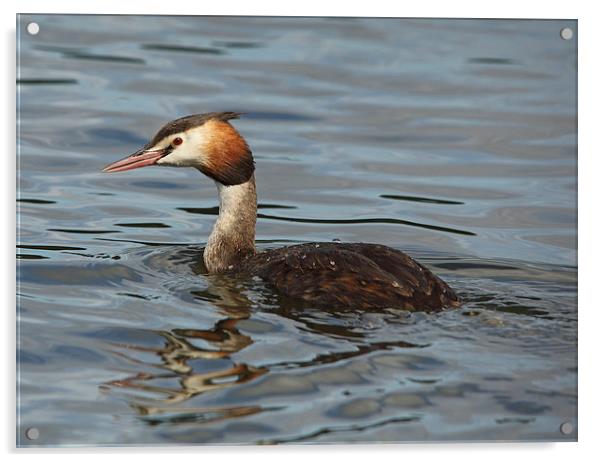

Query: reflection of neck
[[204, 175, 257, 273]]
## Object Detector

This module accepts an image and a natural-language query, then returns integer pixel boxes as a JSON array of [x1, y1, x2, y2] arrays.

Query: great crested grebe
[[103, 112, 460, 311]]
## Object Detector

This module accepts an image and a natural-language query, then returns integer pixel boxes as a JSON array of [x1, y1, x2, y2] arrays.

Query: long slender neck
[[204, 175, 257, 273]]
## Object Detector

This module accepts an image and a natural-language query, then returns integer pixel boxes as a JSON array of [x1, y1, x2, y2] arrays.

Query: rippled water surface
[[16, 16, 577, 446]]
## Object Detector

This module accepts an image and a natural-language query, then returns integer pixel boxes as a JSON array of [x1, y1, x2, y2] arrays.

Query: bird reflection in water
[[102, 277, 269, 425]]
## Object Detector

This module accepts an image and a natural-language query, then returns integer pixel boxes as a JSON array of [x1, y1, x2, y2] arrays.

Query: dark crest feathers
[[150, 112, 244, 146]]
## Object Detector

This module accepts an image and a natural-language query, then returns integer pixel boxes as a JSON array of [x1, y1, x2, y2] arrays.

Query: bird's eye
[[172, 137, 183, 146]]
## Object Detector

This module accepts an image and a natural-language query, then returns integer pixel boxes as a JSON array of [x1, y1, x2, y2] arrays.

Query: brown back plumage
[[237, 242, 460, 312]]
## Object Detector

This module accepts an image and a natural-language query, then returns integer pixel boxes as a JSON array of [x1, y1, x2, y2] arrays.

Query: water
[[16, 16, 577, 446]]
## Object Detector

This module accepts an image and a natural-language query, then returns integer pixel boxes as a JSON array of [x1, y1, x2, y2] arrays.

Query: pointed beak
[[102, 147, 170, 173]]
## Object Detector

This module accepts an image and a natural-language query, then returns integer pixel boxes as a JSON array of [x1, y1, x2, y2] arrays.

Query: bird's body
[[103, 112, 461, 312], [238, 242, 459, 311]]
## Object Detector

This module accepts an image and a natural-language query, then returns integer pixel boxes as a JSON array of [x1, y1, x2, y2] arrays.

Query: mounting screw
[[560, 27, 573, 41], [560, 421, 573, 435], [25, 427, 39, 440], [26, 22, 40, 36]]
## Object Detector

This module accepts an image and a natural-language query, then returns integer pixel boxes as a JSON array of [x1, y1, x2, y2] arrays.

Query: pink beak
[[102, 147, 169, 173]]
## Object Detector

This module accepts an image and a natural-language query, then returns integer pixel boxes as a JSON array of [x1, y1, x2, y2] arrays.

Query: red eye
[[172, 137, 183, 146]]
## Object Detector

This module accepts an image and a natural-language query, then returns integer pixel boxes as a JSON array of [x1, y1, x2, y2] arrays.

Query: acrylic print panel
[[16, 15, 577, 446]]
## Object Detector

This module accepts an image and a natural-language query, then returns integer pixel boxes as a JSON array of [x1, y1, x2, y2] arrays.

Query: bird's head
[[102, 112, 254, 185]]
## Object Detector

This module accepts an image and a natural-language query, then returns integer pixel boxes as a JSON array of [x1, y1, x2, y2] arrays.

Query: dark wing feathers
[[241, 243, 460, 311]]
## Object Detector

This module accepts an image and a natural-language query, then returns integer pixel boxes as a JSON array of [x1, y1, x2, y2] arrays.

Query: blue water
[[17, 16, 577, 446]]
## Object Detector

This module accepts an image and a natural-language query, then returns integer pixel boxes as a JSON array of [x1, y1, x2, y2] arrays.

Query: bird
[[103, 112, 461, 312]]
